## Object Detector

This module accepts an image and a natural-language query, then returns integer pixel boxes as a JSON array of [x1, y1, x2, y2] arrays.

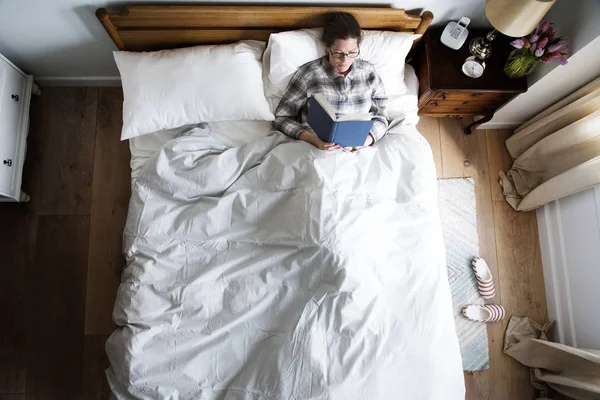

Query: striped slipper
[[462, 304, 505, 323], [472, 257, 496, 299]]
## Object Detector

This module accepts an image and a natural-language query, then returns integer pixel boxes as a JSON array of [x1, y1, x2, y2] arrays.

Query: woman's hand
[[343, 133, 375, 152], [299, 131, 340, 151]]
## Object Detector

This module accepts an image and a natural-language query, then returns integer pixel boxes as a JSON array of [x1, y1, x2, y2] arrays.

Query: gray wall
[[0, 0, 488, 80]]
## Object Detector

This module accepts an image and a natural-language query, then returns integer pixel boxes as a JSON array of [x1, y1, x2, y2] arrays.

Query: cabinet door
[[0, 62, 26, 197]]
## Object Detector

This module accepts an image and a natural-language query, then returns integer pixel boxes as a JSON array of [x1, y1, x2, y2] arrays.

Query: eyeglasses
[[329, 48, 360, 59]]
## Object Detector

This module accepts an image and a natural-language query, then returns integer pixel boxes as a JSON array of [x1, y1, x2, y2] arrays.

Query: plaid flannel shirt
[[273, 56, 389, 143]]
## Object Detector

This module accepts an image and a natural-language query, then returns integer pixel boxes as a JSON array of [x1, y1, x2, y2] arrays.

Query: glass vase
[[504, 49, 540, 78]]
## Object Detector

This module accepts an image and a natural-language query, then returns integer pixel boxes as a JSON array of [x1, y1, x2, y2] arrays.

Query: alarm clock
[[462, 56, 485, 79]]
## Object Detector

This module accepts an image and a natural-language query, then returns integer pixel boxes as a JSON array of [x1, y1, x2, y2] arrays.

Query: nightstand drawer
[[433, 91, 513, 102], [420, 105, 496, 115], [425, 99, 504, 109]]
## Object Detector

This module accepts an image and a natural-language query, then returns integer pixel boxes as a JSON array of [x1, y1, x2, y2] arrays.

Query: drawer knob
[[3, 159, 12, 167], [11, 94, 19, 102]]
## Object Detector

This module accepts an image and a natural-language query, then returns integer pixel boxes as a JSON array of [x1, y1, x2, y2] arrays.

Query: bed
[[97, 6, 465, 399]]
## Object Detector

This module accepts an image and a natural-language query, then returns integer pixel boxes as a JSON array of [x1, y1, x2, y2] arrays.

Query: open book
[[307, 93, 373, 147]]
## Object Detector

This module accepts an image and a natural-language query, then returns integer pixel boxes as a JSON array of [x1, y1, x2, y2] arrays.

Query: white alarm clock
[[462, 56, 486, 79]]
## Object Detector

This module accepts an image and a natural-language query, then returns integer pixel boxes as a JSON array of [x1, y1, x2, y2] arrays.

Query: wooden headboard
[[96, 5, 433, 52]]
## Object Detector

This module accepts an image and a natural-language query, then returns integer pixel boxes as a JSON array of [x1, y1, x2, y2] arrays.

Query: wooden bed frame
[[96, 5, 433, 52]]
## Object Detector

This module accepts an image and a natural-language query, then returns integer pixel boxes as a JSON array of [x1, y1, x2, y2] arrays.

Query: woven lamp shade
[[485, 0, 556, 37]]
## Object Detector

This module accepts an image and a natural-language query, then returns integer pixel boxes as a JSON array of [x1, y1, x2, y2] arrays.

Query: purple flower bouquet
[[504, 20, 570, 78]]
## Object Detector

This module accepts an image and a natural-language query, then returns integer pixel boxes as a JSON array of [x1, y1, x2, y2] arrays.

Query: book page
[[313, 93, 372, 122], [337, 113, 372, 122], [313, 93, 337, 121]]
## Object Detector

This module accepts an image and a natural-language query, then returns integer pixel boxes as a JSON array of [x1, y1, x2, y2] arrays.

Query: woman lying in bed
[[273, 11, 389, 152]]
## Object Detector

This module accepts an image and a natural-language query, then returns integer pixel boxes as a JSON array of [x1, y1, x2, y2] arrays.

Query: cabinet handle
[[3, 159, 12, 167], [11, 94, 19, 102]]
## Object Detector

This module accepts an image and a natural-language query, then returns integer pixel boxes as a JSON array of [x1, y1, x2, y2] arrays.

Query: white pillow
[[114, 40, 274, 140], [264, 29, 420, 119]]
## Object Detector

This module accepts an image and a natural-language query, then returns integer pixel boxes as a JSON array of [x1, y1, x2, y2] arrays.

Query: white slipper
[[472, 257, 496, 299], [462, 304, 505, 323]]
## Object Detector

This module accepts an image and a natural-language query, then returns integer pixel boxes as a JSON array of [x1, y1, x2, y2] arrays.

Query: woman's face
[[327, 38, 359, 75]]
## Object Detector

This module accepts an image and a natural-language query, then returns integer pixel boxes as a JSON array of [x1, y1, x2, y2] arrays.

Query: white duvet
[[106, 123, 465, 399]]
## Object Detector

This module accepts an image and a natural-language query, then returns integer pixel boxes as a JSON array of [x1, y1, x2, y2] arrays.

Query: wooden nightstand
[[414, 27, 527, 134]]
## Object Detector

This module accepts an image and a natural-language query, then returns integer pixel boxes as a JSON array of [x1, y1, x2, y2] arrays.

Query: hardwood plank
[[110, 6, 422, 29], [416, 116, 442, 177], [119, 29, 276, 51], [439, 118, 485, 178], [27, 216, 89, 399], [81, 335, 111, 399], [466, 130, 537, 400], [492, 201, 547, 399], [486, 130, 514, 202], [0, 94, 46, 392], [0, 207, 27, 393], [98, 6, 430, 51], [39, 88, 98, 216], [85, 88, 130, 335]]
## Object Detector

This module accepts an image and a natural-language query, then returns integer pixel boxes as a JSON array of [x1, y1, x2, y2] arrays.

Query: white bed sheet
[[107, 123, 464, 399], [128, 64, 420, 181]]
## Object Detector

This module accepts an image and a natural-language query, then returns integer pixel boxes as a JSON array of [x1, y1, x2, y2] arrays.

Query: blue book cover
[[307, 95, 374, 147]]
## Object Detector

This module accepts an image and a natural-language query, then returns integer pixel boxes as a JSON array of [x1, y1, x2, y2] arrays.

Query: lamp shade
[[485, 0, 556, 37]]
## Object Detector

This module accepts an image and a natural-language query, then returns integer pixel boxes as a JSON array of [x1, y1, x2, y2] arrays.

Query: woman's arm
[[369, 73, 389, 143], [273, 71, 313, 139]]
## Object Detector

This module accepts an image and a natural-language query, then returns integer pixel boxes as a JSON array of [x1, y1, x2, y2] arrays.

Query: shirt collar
[[320, 56, 359, 80]]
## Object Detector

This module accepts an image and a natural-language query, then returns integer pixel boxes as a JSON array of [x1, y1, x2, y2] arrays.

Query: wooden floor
[[0, 88, 547, 399]]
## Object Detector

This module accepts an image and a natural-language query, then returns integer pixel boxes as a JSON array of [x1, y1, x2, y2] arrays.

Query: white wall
[[479, 0, 600, 130], [537, 186, 600, 349], [0, 0, 488, 83]]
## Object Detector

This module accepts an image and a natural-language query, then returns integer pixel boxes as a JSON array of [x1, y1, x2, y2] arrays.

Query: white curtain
[[499, 77, 600, 211]]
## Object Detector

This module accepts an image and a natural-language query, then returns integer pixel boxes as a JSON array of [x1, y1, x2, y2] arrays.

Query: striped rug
[[438, 177, 489, 371]]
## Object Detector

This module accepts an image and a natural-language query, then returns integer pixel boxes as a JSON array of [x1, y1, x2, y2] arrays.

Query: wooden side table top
[[419, 27, 528, 93]]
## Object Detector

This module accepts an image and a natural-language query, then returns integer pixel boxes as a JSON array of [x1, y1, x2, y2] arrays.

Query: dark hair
[[322, 12, 362, 47]]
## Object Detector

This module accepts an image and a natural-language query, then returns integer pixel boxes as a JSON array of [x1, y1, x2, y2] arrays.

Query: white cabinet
[[0, 53, 37, 202]]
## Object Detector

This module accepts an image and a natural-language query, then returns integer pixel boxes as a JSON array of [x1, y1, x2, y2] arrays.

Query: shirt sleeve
[[273, 69, 313, 139], [369, 72, 389, 143]]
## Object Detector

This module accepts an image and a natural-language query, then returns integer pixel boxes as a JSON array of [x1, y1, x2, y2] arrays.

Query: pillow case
[[264, 29, 420, 119], [114, 40, 274, 140]]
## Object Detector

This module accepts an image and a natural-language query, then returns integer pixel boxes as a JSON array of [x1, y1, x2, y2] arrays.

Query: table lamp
[[469, 0, 557, 61]]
